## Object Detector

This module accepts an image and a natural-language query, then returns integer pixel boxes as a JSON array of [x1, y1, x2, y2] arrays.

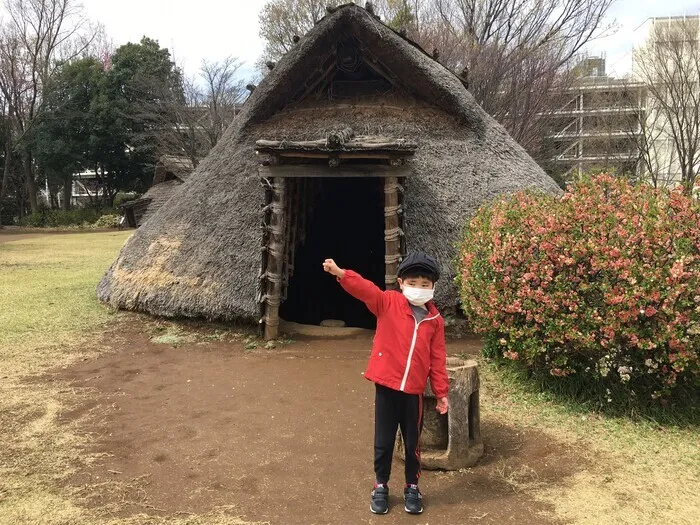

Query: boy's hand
[[436, 397, 449, 414], [323, 259, 345, 279]]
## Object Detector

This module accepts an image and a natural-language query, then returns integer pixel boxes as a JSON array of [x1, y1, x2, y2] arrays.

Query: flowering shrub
[[457, 174, 699, 401]]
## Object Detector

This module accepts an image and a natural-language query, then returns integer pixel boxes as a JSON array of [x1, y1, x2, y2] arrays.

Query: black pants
[[374, 383, 424, 485]]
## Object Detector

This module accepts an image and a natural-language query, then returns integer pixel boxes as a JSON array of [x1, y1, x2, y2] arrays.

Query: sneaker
[[403, 484, 423, 514], [370, 484, 389, 514]]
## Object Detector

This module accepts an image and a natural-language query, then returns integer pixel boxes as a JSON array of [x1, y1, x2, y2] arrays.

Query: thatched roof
[[98, 3, 560, 323], [122, 179, 183, 227], [156, 155, 194, 183], [121, 155, 194, 227]]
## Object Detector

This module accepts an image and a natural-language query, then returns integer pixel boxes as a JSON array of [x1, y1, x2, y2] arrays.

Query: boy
[[322, 252, 449, 515]]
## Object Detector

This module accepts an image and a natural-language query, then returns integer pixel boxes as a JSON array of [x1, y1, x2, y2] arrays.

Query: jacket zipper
[[399, 313, 439, 391]]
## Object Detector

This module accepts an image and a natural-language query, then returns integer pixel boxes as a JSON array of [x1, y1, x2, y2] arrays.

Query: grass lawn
[[0, 231, 698, 524], [0, 232, 131, 378]]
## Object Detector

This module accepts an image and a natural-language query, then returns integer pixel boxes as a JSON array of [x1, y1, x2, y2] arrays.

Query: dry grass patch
[[479, 363, 700, 525], [0, 232, 129, 524], [492, 458, 543, 493]]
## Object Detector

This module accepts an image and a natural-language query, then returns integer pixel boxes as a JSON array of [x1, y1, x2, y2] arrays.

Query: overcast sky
[[26, 0, 700, 81], [79, 0, 268, 80], [585, 0, 700, 77]]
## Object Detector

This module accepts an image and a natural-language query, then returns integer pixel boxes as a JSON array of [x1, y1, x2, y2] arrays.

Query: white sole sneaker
[[370, 504, 388, 515], [404, 493, 424, 514]]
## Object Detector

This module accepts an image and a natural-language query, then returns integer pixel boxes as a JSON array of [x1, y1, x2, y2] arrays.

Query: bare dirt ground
[[0, 228, 51, 243], [55, 323, 581, 525]]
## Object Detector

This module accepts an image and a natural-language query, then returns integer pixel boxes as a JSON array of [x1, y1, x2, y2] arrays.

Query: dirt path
[[0, 231, 50, 243], [59, 326, 576, 524]]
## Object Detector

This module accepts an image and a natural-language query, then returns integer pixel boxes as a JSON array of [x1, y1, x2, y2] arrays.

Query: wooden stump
[[395, 358, 483, 470]]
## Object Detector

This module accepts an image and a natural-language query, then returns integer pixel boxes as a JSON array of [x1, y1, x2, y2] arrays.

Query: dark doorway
[[280, 177, 385, 329]]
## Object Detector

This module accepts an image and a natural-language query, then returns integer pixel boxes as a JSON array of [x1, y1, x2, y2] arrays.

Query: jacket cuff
[[434, 388, 449, 399]]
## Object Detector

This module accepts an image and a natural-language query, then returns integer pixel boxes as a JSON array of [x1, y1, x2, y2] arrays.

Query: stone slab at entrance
[[396, 358, 483, 470]]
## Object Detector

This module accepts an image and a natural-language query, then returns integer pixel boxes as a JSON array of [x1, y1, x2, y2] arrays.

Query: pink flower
[[607, 295, 625, 305], [670, 260, 685, 279]]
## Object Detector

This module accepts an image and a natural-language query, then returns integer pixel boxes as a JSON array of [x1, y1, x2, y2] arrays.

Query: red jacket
[[339, 270, 449, 398]]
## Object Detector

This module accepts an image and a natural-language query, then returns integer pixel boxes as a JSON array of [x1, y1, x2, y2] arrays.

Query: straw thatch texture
[[122, 155, 195, 228], [98, 4, 560, 322], [127, 179, 183, 227], [158, 155, 194, 181]]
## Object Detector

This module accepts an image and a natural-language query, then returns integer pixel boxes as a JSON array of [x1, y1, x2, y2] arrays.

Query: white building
[[632, 15, 700, 191], [39, 170, 106, 208]]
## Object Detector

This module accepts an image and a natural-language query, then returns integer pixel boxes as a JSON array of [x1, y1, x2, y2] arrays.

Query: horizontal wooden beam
[[259, 164, 412, 178], [255, 136, 417, 153], [264, 151, 407, 160]]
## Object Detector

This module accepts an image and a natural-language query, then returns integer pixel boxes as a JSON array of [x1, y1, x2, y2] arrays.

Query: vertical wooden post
[[264, 177, 286, 340], [256, 177, 274, 336], [384, 176, 401, 290]]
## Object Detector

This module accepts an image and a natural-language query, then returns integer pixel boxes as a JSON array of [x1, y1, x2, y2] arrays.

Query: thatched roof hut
[[98, 3, 560, 338], [121, 155, 194, 228]]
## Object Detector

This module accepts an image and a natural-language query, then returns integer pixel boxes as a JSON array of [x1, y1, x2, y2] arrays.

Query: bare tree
[[156, 57, 247, 168], [198, 57, 247, 151], [609, 80, 674, 188], [258, 0, 424, 64], [0, 26, 30, 214], [0, 0, 95, 213], [81, 22, 113, 62], [424, 1, 614, 154], [0, 88, 12, 225], [633, 17, 700, 195], [259, 0, 343, 63]]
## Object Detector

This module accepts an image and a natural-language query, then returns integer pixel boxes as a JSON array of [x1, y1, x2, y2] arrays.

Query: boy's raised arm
[[323, 258, 387, 317]]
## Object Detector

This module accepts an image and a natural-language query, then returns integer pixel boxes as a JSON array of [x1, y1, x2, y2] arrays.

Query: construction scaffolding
[[545, 58, 647, 179]]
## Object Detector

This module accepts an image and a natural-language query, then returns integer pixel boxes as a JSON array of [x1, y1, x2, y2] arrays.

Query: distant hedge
[[457, 174, 699, 403], [20, 207, 119, 228], [0, 196, 19, 225]]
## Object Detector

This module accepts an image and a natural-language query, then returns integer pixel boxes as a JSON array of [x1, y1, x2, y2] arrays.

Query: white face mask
[[402, 286, 434, 306]]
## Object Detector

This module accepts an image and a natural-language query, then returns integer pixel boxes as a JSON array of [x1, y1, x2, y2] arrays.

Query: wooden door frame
[[259, 168, 409, 340]]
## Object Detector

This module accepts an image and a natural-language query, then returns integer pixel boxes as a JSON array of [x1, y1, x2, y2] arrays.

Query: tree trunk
[[17, 193, 25, 220], [23, 154, 39, 213], [61, 173, 72, 211], [0, 133, 11, 228]]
